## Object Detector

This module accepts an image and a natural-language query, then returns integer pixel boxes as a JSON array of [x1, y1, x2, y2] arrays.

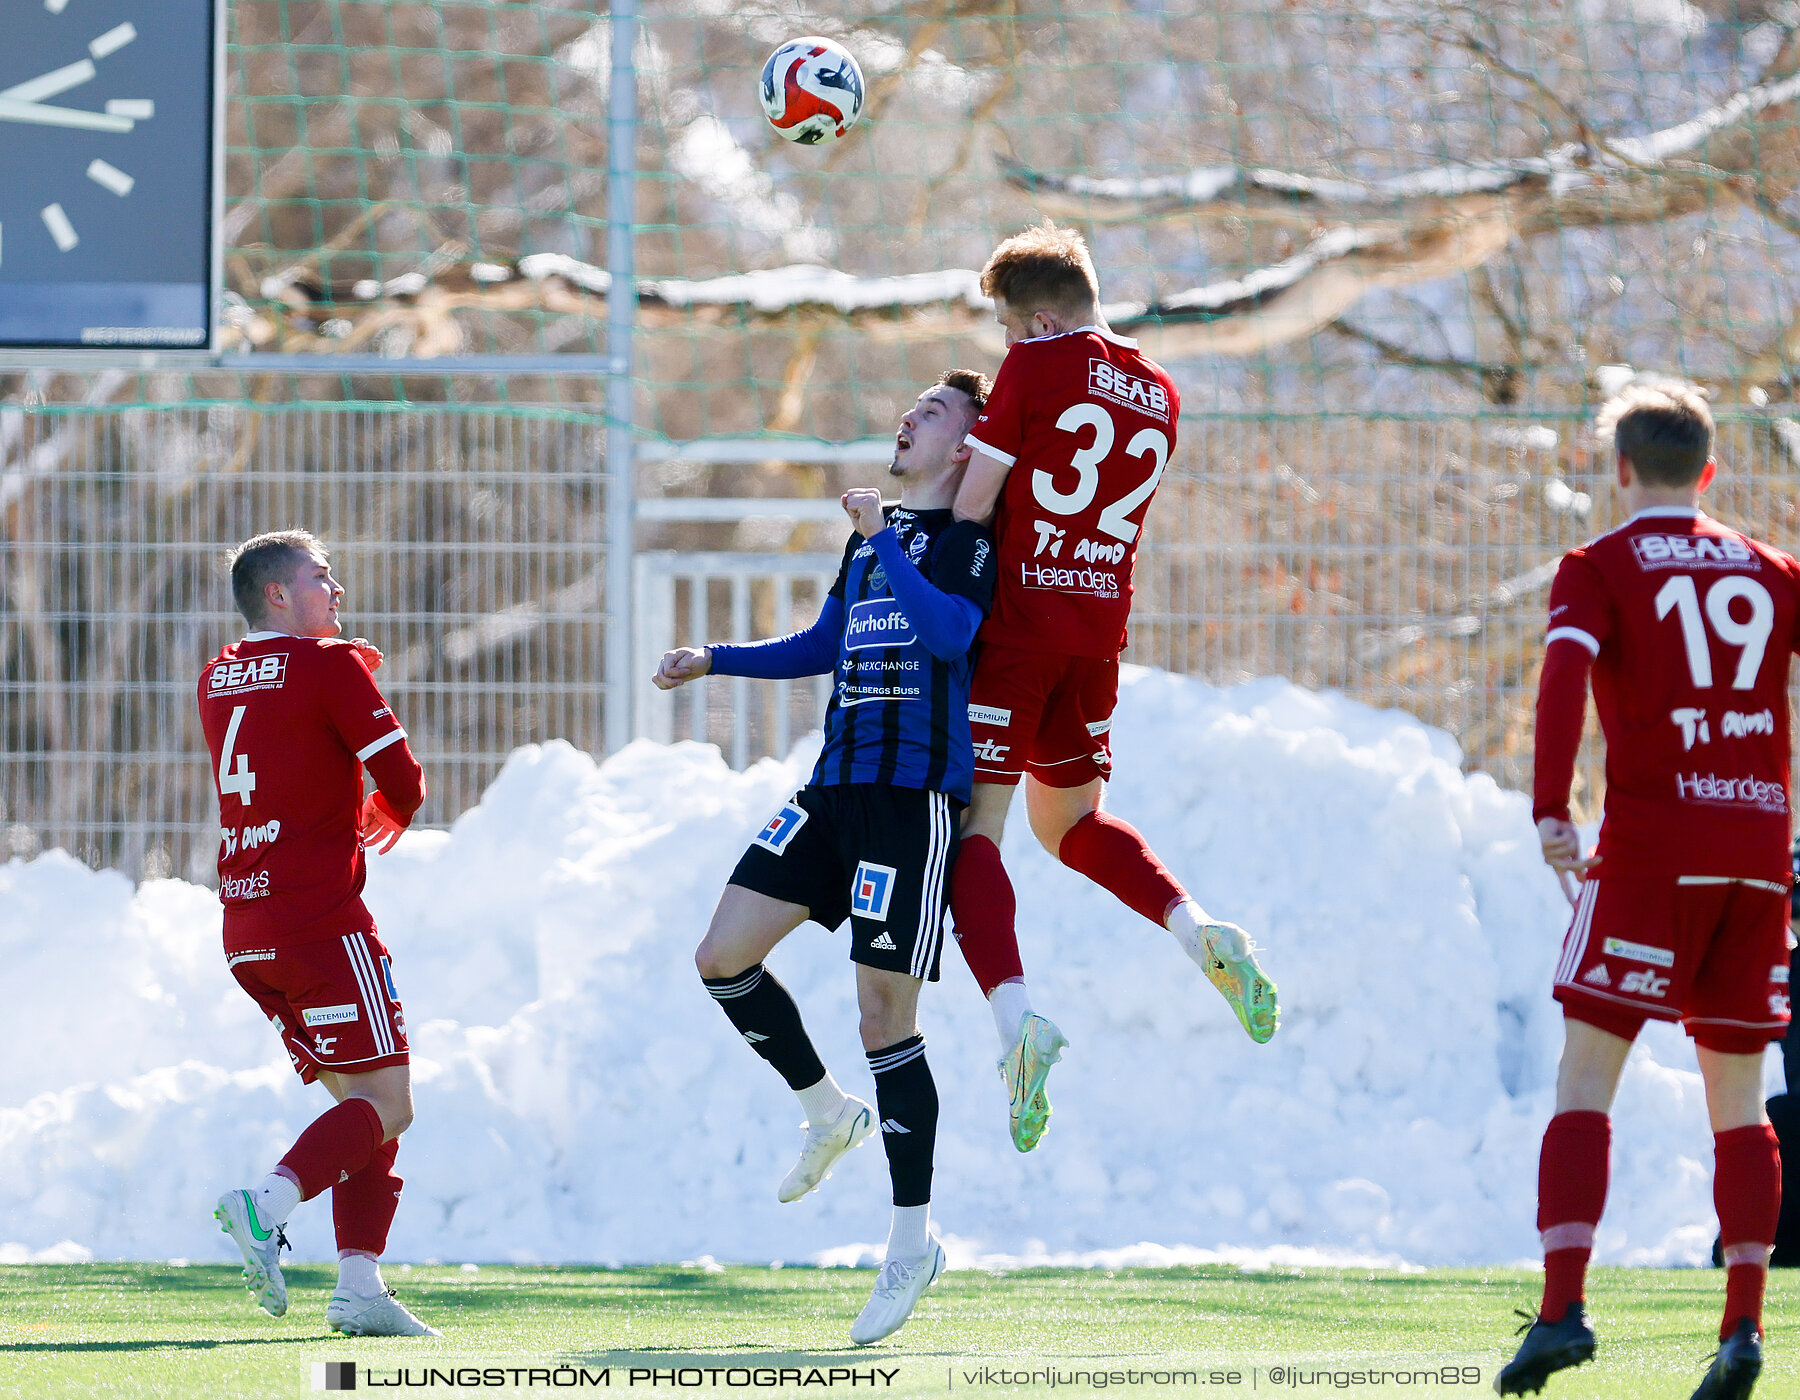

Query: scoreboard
[[0, 0, 221, 351]]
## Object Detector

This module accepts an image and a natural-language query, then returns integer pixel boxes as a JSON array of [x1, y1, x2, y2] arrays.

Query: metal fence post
[[604, 0, 639, 755]]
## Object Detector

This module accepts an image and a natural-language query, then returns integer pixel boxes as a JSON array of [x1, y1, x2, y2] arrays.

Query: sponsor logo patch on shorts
[[302, 1003, 361, 1027], [754, 801, 810, 855], [1773, 965, 1791, 985], [969, 705, 1011, 727], [1086, 718, 1113, 737], [1602, 937, 1675, 969], [851, 861, 898, 922], [1619, 969, 1670, 998]]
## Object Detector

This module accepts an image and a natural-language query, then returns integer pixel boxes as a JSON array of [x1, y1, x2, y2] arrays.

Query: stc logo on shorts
[[753, 801, 809, 855], [209, 654, 288, 694], [845, 599, 916, 650], [852, 860, 898, 922], [219, 870, 272, 901]]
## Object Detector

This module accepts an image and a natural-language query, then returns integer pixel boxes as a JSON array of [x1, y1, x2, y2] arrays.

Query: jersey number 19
[[1654, 574, 1774, 690]]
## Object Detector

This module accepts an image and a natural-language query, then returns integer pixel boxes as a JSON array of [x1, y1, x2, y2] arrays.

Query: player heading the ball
[[656, 371, 997, 1346], [949, 223, 1279, 1154], [199, 529, 437, 1338], [1500, 384, 1790, 1399]]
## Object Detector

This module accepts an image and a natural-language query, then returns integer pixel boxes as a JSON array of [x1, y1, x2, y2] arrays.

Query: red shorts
[[228, 926, 410, 1083], [1553, 875, 1792, 1054], [968, 643, 1119, 788]]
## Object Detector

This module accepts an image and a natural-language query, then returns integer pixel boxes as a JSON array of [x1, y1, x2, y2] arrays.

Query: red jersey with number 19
[[198, 634, 422, 954], [1538, 507, 1800, 880], [965, 327, 1180, 659]]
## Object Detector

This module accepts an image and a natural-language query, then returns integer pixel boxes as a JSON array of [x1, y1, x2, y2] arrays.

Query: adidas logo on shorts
[[1582, 964, 1612, 988], [869, 931, 898, 952]]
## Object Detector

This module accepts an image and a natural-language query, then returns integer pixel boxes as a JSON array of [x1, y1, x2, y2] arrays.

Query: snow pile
[[0, 669, 1763, 1268]]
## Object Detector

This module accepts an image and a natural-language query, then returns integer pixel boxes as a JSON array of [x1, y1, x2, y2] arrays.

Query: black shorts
[[729, 784, 960, 981]]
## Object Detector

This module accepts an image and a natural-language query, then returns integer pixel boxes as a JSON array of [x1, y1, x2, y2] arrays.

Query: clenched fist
[[653, 646, 713, 690], [842, 488, 886, 539]]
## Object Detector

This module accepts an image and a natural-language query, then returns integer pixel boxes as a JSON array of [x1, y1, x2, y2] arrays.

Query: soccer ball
[[760, 37, 865, 146]]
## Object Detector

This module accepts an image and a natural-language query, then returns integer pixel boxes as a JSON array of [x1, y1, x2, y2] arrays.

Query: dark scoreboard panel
[[0, 0, 220, 350]]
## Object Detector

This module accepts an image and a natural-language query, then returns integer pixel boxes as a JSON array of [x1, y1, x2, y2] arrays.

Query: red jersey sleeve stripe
[[356, 728, 407, 762], [1545, 626, 1601, 656], [963, 433, 1016, 467]]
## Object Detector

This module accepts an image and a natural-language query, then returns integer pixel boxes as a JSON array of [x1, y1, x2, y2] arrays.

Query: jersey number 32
[[1033, 404, 1170, 545]]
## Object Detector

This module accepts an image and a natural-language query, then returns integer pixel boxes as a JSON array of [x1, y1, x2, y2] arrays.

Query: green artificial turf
[[0, 1263, 1791, 1398]]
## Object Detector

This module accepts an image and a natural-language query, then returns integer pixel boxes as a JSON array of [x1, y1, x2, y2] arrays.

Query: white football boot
[[327, 1289, 442, 1337], [777, 1096, 875, 1203], [997, 1014, 1068, 1152], [1195, 921, 1279, 1043], [850, 1235, 946, 1345], [213, 1189, 290, 1318]]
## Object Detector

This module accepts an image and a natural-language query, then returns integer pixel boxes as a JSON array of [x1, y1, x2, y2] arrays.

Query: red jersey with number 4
[[965, 328, 1180, 659], [198, 635, 421, 953], [1541, 507, 1800, 880]]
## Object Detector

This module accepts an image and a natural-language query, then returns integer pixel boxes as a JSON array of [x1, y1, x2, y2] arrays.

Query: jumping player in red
[[200, 529, 438, 1337], [1500, 385, 1790, 1399], [950, 224, 1279, 1151]]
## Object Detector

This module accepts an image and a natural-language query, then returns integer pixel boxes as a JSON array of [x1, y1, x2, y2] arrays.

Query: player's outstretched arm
[[653, 646, 713, 690], [675, 596, 847, 684]]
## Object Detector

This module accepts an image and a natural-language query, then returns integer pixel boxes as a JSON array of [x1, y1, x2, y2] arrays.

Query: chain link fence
[[1, 401, 618, 881], [12, 403, 1789, 883]]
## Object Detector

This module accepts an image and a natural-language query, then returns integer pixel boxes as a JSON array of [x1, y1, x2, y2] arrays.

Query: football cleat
[[1197, 921, 1279, 1044], [849, 1235, 945, 1345], [1689, 1318, 1762, 1400], [1495, 1303, 1596, 1395], [777, 1096, 875, 1203], [327, 1289, 442, 1337], [997, 1014, 1068, 1153], [213, 1189, 290, 1318]]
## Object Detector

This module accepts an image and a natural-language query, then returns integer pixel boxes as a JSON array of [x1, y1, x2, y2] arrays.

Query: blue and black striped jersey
[[814, 506, 996, 803]]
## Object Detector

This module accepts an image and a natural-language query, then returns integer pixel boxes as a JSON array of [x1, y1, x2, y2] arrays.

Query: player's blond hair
[[1596, 380, 1714, 487], [980, 223, 1100, 322], [229, 528, 325, 626]]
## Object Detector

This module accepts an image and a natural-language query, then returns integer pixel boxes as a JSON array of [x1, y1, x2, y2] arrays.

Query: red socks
[[278, 1097, 385, 1202], [1715, 1122, 1780, 1339], [334, 1136, 404, 1258], [1536, 1110, 1610, 1321], [949, 835, 1024, 996], [1057, 811, 1187, 928]]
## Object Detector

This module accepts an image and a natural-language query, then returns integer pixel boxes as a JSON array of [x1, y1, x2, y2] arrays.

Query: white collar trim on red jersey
[[1627, 505, 1704, 523], [242, 629, 296, 641], [1072, 323, 1139, 349], [1022, 324, 1141, 350]]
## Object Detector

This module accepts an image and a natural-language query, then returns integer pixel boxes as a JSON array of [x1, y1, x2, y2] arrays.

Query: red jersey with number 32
[[1546, 507, 1800, 879], [198, 635, 412, 952], [966, 328, 1180, 659]]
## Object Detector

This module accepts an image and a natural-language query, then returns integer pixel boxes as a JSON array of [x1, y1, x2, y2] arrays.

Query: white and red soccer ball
[[760, 37, 865, 146]]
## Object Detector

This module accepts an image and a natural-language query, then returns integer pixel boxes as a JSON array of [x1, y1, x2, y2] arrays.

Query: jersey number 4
[[1033, 403, 1170, 544], [219, 705, 258, 805], [1654, 574, 1774, 690]]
